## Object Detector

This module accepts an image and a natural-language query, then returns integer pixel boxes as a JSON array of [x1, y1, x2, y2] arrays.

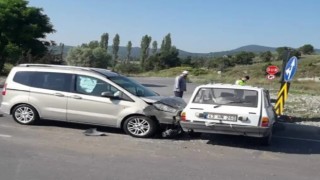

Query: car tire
[[12, 104, 39, 125], [123, 116, 157, 138]]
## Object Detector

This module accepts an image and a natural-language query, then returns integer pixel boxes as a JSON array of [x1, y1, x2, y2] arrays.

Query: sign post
[[274, 56, 298, 115]]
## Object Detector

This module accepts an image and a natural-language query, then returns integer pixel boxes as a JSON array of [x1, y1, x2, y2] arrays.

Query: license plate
[[205, 113, 237, 121]]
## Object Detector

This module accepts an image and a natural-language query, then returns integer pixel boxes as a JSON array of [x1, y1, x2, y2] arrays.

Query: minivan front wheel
[[123, 116, 157, 138], [12, 104, 39, 125]]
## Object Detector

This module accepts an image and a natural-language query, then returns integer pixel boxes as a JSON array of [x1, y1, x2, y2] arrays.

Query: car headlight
[[153, 103, 177, 113]]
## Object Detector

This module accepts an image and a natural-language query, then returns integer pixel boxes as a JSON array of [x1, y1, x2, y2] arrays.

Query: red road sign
[[266, 65, 279, 75], [266, 74, 275, 80]]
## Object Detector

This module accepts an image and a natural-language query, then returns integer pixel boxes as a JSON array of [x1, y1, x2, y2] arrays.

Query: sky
[[28, 0, 320, 53]]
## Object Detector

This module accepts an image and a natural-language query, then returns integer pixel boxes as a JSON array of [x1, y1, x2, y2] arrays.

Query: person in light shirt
[[235, 75, 250, 86], [173, 70, 188, 98]]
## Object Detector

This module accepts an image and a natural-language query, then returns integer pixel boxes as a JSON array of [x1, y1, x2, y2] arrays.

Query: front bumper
[[143, 105, 181, 125], [180, 120, 271, 137]]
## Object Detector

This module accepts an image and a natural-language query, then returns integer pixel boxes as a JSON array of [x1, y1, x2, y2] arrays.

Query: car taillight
[[1, 83, 7, 96], [261, 117, 269, 127], [180, 112, 186, 121]]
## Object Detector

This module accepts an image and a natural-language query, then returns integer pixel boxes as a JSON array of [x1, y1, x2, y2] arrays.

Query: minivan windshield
[[109, 76, 158, 97]]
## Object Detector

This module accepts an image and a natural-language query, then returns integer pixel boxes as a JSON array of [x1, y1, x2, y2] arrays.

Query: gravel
[[272, 93, 320, 127]]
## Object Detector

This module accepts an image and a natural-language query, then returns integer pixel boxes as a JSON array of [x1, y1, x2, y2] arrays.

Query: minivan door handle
[[53, 93, 65, 97], [71, 95, 82, 99]]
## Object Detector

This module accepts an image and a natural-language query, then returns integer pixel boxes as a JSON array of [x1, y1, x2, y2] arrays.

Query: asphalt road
[[1, 77, 320, 180]]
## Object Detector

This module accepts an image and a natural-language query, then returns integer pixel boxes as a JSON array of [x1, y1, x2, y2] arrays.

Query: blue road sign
[[284, 56, 298, 82]]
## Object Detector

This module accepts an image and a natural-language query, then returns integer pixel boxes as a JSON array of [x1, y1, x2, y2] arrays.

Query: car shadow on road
[[35, 120, 124, 135], [202, 122, 320, 155]]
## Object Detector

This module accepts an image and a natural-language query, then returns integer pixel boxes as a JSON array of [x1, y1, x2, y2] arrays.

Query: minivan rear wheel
[[12, 104, 39, 125], [123, 116, 157, 138]]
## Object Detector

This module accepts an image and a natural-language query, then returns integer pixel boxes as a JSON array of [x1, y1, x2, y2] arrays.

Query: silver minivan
[[0, 64, 186, 138]]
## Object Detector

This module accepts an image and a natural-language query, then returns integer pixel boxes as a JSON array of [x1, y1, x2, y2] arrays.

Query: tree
[[154, 33, 180, 69], [233, 51, 255, 65], [299, 44, 314, 55], [160, 33, 172, 54], [112, 34, 120, 69], [276, 47, 301, 60], [0, 0, 55, 73], [66, 46, 111, 68], [126, 41, 132, 63], [100, 33, 109, 52], [140, 35, 152, 70], [151, 41, 158, 55], [259, 51, 273, 62]]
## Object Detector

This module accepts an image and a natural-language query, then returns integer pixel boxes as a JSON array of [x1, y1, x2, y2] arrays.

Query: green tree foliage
[[233, 51, 255, 65], [140, 35, 152, 70], [276, 47, 301, 60], [126, 41, 132, 63], [151, 41, 158, 55], [160, 46, 180, 68], [88, 41, 99, 49], [151, 33, 180, 69], [259, 51, 273, 62], [112, 34, 120, 69], [299, 44, 314, 55], [160, 33, 172, 54], [207, 57, 233, 71], [100, 33, 109, 52], [66, 46, 111, 68], [0, 0, 55, 73]]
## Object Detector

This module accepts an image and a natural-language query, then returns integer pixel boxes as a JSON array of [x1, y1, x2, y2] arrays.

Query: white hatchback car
[[180, 83, 276, 145]]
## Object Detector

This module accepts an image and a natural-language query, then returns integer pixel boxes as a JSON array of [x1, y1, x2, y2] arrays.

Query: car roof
[[16, 64, 120, 77], [196, 83, 264, 91]]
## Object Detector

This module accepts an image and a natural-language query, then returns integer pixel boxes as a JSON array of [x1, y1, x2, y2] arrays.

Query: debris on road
[[83, 128, 107, 136]]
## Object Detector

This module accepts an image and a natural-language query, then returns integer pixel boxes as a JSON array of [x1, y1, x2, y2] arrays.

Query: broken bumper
[[144, 106, 181, 125], [180, 121, 271, 137]]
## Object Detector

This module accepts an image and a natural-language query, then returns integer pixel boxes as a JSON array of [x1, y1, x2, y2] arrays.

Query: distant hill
[[49, 44, 319, 59]]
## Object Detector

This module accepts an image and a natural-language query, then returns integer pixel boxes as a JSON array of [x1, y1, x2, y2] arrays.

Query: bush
[[116, 63, 142, 74], [1, 63, 14, 75], [191, 68, 209, 76]]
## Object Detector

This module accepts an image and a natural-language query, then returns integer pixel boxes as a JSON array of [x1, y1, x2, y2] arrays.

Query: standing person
[[173, 70, 188, 98], [235, 75, 250, 86]]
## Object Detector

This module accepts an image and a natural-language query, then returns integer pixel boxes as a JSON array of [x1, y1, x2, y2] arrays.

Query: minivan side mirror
[[101, 91, 120, 99], [101, 91, 115, 98]]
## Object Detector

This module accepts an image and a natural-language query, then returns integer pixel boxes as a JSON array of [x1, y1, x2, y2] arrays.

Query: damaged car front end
[[141, 96, 187, 137]]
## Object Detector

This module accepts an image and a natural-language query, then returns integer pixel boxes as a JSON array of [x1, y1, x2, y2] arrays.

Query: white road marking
[[0, 134, 12, 138], [273, 135, 320, 143]]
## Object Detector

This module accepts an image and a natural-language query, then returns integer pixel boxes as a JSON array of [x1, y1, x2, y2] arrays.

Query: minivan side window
[[31, 72, 72, 92], [13, 71, 33, 86], [13, 71, 72, 92], [75, 75, 132, 101]]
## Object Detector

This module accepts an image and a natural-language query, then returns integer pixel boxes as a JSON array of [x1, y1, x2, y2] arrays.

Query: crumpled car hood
[[141, 96, 187, 110]]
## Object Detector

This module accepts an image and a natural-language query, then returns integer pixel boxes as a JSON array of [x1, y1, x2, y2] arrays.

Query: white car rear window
[[192, 88, 258, 107]]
